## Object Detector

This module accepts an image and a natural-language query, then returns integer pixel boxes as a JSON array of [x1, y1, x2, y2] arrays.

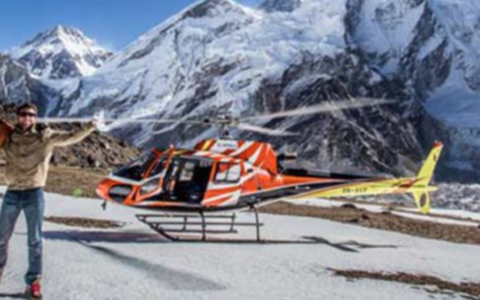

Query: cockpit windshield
[[149, 156, 167, 178], [113, 152, 157, 181]]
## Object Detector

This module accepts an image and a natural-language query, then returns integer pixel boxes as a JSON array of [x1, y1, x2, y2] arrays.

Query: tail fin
[[416, 141, 444, 186], [410, 141, 444, 214]]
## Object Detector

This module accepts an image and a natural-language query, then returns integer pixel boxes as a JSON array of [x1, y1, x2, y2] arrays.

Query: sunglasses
[[18, 112, 37, 118]]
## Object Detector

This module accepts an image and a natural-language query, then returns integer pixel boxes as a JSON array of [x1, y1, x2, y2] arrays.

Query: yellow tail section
[[293, 141, 444, 215], [409, 141, 443, 214]]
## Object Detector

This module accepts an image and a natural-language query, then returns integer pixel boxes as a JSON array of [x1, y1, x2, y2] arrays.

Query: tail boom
[[294, 142, 444, 214]]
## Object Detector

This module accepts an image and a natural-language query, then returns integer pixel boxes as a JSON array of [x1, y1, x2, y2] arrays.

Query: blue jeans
[[0, 188, 44, 285]]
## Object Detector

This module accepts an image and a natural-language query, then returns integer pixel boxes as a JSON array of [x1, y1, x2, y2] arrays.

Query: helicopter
[[75, 98, 443, 242]]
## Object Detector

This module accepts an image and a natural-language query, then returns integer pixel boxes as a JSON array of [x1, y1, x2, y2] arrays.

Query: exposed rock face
[[345, 0, 480, 179], [0, 54, 55, 115], [48, 123, 140, 169], [260, 0, 303, 12]]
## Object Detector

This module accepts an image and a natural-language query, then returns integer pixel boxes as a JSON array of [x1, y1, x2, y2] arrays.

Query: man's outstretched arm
[[48, 121, 97, 147]]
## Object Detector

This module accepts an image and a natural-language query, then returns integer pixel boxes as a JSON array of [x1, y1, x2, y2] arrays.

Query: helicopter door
[[163, 158, 213, 203]]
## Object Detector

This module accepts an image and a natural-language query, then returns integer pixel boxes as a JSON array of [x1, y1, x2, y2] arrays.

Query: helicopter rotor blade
[[36, 98, 392, 137], [237, 123, 298, 137], [240, 98, 394, 122]]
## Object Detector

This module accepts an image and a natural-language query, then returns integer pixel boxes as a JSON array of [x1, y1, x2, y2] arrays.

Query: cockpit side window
[[215, 163, 241, 183], [227, 164, 241, 182], [162, 158, 213, 203]]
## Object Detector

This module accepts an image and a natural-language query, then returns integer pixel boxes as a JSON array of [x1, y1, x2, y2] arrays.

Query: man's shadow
[[43, 230, 165, 244], [0, 292, 27, 299]]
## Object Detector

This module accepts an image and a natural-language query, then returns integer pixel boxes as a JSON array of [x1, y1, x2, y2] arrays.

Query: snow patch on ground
[[0, 186, 479, 299], [286, 197, 480, 226]]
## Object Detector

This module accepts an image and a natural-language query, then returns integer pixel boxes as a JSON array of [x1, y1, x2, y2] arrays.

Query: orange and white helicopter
[[72, 98, 444, 241]]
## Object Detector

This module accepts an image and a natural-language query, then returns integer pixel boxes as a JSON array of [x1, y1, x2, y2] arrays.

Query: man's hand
[[90, 119, 99, 129], [92, 115, 110, 132]]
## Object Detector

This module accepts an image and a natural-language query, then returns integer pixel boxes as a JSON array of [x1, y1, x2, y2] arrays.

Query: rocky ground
[[48, 123, 141, 169]]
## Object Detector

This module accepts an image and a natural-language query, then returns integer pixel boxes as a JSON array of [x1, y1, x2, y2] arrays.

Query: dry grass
[[260, 202, 480, 245], [0, 165, 108, 198], [45, 166, 108, 198], [45, 216, 124, 229], [330, 269, 480, 299]]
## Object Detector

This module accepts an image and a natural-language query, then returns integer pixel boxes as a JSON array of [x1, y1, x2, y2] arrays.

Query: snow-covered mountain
[[52, 0, 435, 176], [3, 0, 480, 181], [9, 25, 112, 79]]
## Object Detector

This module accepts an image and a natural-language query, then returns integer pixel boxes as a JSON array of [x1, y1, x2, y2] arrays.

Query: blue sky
[[0, 0, 262, 52]]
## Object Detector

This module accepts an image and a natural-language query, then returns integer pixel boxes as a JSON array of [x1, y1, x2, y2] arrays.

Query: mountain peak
[[22, 25, 85, 48], [10, 25, 112, 79], [51, 25, 83, 37], [104, 0, 256, 70], [50, 24, 77, 35]]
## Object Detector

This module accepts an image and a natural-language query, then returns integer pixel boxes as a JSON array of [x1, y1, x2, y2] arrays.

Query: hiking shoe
[[26, 278, 42, 299]]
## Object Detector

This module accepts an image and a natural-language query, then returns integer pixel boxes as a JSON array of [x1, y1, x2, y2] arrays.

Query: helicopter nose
[[96, 180, 108, 200]]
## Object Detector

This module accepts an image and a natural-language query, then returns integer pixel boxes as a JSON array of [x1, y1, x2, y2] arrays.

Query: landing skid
[[136, 205, 264, 242]]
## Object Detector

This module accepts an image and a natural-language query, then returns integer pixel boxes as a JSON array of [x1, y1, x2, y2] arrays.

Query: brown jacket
[[1, 122, 96, 190]]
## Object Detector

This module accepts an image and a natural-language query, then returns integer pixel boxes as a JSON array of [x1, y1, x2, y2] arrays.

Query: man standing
[[0, 103, 97, 299]]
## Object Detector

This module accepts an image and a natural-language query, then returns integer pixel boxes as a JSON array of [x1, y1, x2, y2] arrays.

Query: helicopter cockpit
[[108, 149, 243, 206]]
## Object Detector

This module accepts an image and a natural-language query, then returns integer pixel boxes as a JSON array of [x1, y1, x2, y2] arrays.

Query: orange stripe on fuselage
[[204, 195, 234, 207], [204, 186, 239, 198]]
